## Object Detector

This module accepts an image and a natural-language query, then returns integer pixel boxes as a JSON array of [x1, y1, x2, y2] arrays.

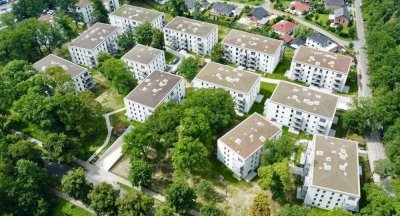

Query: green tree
[[277, 204, 310, 216], [97, 51, 113, 66], [178, 108, 213, 149], [168, 0, 189, 17], [61, 168, 93, 203], [12, 0, 47, 20], [374, 159, 394, 178], [55, 12, 79, 39], [200, 205, 224, 216], [155, 204, 176, 216], [178, 57, 199, 81], [7, 140, 44, 167], [113, 72, 137, 95], [88, 182, 119, 216], [195, 179, 217, 202], [172, 137, 209, 174], [261, 137, 295, 166], [117, 31, 136, 53], [292, 25, 313, 40], [99, 58, 128, 80], [166, 182, 197, 215], [360, 183, 397, 215], [116, 190, 154, 216], [43, 133, 81, 163], [336, 24, 344, 33], [151, 28, 165, 50], [92, 0, 109, 23], [135, 22, 154, 46], [250, 192, 271, 216], [325, 208, 352, 216], [211, 43, 225, 64], [348, 26, 356, 39], [258, 159, 292, 202], [129, 159, 153, 187]]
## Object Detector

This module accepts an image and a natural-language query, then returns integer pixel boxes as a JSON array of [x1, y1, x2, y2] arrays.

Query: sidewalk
[[51, 188, 95, 214]]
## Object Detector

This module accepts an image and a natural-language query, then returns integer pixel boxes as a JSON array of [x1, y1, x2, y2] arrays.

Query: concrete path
[[95, 126, 133, 171], [260, 77, 280, 84], [51, 188, 95, 214], [87, 107, 126, 162]]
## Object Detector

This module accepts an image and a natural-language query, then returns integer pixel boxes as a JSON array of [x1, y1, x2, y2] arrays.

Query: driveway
[[95, 126, 133, 171]]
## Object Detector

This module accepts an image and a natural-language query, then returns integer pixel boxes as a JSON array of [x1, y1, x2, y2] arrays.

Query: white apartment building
[[287, 46, 353, 93], [68, 22, 122, 68], [217, 113, 282, 181], [221, 29, 284, 74], [264, 81, 338, 135], [77, 0, 120, 24], [192, 62, 261, 114], [121, 44, 166, 81], [109, 4, 166, 32], [164, 16, 218, 56], [33, 54, 95, 92], [299, 135, 360, 211], [305, 32, 338, 52], [124, 71, 185, 122]]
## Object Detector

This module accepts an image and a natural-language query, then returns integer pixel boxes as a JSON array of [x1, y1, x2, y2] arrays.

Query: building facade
[[217, 113, 282, 181], [109, 4, 166, 32], [221, 29, 284, 74], [305, 32, 338, 52], [164, 16, 218, 56], [121, 44, 166, 81], [299, 135, 360, 211], [77, 0, 120, 24], [33, 54, 95, 92], [124, 71, 185, 122], [192, 62, 261, 114], [287, 46, 352, 92], [68, 23, 122, 68], [264, 81, 338, 135]]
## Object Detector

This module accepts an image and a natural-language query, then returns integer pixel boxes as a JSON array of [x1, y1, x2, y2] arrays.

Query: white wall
[[122, 52, 166, 81], [109, 13, 166, 32], [264, 100, 333, 135]]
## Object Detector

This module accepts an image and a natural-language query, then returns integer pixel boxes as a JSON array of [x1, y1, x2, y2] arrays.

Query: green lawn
[[218, 25, 232, 42], [282, 126, 313, 142], [91, 70, 125, 112], [249, 83, 277, 115], [51, 198, 92, 216], [109, 111, 130, 129], [344, 66, 357, 95], [265, 48, 294, 81], [165, 52, 175, 64], [226, 0, 264, 5], [308, 13, 353, 42]]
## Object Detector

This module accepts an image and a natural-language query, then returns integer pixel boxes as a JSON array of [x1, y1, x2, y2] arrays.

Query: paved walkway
[[51, 188, 95, 214], [95, 126, 133, 171], [88, 107, 126, 162]]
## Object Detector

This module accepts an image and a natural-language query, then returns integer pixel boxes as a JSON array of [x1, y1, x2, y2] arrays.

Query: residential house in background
[[247, 7, 269, 26], [305, 32, 338, 52], [287, 46, 352, 92], [153, 0, 168, 5], [323, 0, 345, 11], [192, 62, 261, 114], [164, 16, 218, 56], [288, 1, 311, 15], [290, 38, 306, 49], [221, 29, 284, 74], [109, 4, 166, 32], [68, 22, 122, 68], [211, 2, 236, 17], [217, 113, 282, 181], [121, 44, 166, 81], [299, 135, 360, 211], [264, 81, 338, 135], [38, 14, 55, 24], [272, 20, 297, 35], [184, 0, 198, 13], [124, 71, 185, 122], [330, 6, 351, 27], [33, 54, 95, 92], [77, 0, 120, 24], [200, 1, 211, 11]]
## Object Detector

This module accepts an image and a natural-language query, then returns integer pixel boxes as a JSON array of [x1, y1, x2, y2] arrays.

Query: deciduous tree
[[62, 168, 93, 203], [195, 179, 217, 202], [172, 137, 209, 174], [88, 182, 119, 216], [261, 137, 296, 166], [92, 0, 109, 23], [250, 192, 271, 216], [200, 205, 224, 216], [116, 190, 154, 216], [117, 31, 136, 53], [135, 22, 154, 46], [178, 57, 199, 81], [166, 182, 197, 215], [211, 43, 225, 64], [43, 133, 81, 163], [129, 159, 153, 187]]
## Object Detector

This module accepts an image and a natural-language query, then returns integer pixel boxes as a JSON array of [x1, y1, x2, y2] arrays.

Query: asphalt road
[[353, 0, 386, 184]]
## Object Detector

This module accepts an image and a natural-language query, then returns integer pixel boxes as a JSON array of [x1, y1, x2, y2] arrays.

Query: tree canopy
[[165, 182, 197, 215], [250, 192, 271, 216], [116, 190, 154, 216], [178, 57, 199, 81], [43, 133, 81, 164], [88, 182, 119, 215], [261, 137, 296, 166], [61, 168, 93, 203]]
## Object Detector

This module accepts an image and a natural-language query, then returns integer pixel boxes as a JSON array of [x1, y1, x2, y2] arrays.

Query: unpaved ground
[[92, 73, 124, 112]]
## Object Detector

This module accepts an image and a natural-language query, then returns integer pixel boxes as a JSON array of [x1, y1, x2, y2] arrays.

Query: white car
[[47, 10, 55, 15]]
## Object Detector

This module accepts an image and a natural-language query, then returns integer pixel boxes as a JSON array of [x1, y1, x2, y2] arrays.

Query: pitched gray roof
[[323, 0, 344, 6], [311, 135, 360, 196], [308, 32, 331, 44], [69, 22, 119, 50], [269, 81, 338, 119], [125, 71, 183, 108], [212, 2, 235, 16], [247, 7, 268, 20], [184, 0, 197, 9], [33, 54, 86, 78], [121, 44, 163, 65], [290, 38, 306, 46], [219, 113, 281, 159], [334, 6, 351, 20]]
